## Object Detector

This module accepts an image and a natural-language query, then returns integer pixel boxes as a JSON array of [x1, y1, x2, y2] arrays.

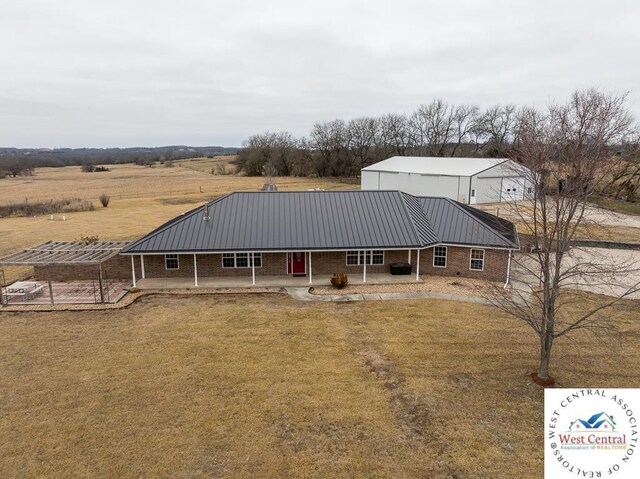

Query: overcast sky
[[1, 0, 638, 148]]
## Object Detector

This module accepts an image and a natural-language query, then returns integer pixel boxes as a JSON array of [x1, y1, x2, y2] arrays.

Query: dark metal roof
[[122, 191, 518, 254], [0, 241, 129, 265], [418, 197, 519, 249]]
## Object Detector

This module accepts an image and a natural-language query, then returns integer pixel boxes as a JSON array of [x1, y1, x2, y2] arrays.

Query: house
[[119, 190, 519, 287], [361, 156, 533, 204]]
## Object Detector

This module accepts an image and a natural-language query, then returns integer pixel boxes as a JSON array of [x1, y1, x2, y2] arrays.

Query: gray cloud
[[1, 0, 638, 147]]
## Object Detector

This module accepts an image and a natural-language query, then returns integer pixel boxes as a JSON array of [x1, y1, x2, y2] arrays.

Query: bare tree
[[347, 117, 379, 173], [488, 90, 639, 382], [477, 104, 518, 156], [409, 99, 457, 156], [450, 104, 480, 157], [376, 113, 412, 157]]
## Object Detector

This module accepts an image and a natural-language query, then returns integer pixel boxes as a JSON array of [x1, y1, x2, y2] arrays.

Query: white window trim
[[433, 246, 447, 268], [165, 254, 179, 270], [345, 250, 384, 266], [469, 249, 485, 271], [222, 252, 262, 269]]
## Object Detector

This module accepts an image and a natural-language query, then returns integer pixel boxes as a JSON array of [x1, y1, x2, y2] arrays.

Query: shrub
[[0, 198, 94, 218], [81, 164, 96, 173], [330, 272, 348, 289], [78, 235, 99, 244], [95, 166, 110, 172], [99, 194, 110, 208]]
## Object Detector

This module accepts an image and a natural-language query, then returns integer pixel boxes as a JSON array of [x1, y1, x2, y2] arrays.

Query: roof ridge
[[399, 192, 438, 247]]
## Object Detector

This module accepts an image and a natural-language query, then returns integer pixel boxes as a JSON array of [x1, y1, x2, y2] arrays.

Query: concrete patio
[[135, 273, 422, 290]]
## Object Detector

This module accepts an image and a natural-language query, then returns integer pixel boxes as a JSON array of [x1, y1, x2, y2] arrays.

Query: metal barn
[[361, 156, 532, 204]]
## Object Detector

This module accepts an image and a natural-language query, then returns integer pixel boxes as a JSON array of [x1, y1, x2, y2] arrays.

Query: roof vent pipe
[[203, 202, 210, 221]]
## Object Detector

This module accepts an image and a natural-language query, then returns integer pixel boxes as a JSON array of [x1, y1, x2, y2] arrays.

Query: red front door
[[289, 252, 306, 276]]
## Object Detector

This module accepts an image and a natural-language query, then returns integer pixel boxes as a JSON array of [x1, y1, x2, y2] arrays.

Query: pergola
[[0, 241, 129, 304]]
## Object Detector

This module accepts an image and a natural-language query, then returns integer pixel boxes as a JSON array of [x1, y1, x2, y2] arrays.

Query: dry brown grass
[[176, 155, 238, 174], [0, 162, 355, 282], [0, 294, 638, 478], [0, 162, 354, 205]]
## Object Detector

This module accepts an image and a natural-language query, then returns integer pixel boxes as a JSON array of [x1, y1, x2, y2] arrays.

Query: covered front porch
[[128, 249, 424, 290], [135, 273, 423, 290]]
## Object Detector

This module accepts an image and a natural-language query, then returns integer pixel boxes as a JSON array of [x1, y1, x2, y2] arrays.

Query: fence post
[[47, 265, 54, 305]]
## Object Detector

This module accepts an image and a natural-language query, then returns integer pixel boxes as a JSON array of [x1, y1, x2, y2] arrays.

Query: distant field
[[0, 159, 357, 282], [176, 155, 238, 174], [0, 159, 355, 204]]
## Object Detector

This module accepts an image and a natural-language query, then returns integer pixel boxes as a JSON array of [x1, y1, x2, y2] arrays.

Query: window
[[235, 253, 249, 268], [165, 254, 179, 270], [222, 253, 262, 268], [222, 253, 235, 268], [433, 246, 447, 268], [346, 250, 384, 265], [470, 249, 485, 271]]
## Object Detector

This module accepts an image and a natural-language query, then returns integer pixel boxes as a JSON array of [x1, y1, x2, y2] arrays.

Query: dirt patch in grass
[[0, 295, 638, 478]]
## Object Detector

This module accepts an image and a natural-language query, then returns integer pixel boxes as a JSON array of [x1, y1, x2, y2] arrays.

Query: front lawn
[[0, 295, 638, 478]]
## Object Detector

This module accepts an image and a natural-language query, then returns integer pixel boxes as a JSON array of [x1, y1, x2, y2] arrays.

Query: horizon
[[1, 0, 639, 148]]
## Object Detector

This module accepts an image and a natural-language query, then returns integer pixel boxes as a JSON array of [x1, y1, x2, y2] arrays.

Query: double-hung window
[[346, 250, 384, 266], [222, 253, 262, 268], [165, 254, 179, 270], [470, 249, 485, 271], [433, 246, 447, 268]]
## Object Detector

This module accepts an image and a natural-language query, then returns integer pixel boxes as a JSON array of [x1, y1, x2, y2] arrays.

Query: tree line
[[235, 95, 640, 202], [0, 145, 237, 178]]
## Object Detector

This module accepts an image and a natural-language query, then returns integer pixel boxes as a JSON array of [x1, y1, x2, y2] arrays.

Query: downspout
[[503, 250, 512, 288]]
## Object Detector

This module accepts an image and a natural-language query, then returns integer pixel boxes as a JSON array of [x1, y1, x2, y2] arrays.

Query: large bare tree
[[488, 90, 640, 382]]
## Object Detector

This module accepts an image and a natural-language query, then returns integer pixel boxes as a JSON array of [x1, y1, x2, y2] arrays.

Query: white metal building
[[361, 156, 531, 204]]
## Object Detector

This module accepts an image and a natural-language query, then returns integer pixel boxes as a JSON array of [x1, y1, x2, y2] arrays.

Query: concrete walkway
[[285, 287, 491, 304]]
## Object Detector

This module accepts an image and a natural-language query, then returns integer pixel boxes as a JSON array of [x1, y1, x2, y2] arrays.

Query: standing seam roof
[[121, 191, 518, 254]]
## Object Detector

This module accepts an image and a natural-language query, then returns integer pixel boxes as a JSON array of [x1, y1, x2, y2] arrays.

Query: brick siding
[[33, 247, 509, 283], [33, 255, 141, 282], [418, 246, 509, 282]]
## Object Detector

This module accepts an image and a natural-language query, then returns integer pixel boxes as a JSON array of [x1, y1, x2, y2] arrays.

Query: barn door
[[502, 177, 524, 202]]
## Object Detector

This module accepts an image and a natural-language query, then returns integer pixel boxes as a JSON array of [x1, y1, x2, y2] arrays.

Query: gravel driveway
[[511, 248, 640, 299]]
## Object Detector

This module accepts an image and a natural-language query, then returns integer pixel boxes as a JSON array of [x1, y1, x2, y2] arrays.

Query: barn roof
[[121, 191, 518, 254], [362, 156, 512, 176], [0, 241, 129, 265]]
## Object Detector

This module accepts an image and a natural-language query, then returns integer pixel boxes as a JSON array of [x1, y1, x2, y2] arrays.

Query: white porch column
[[193, 254, 198, 287], [251, 252, 256, 285], [308, 251, 313, 284], [363, 250, 367, 283], [140, 255, 146, 279], [131, 256, 137, 287], [415, 249, 420, 281], [408, 249, 411, 263]]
